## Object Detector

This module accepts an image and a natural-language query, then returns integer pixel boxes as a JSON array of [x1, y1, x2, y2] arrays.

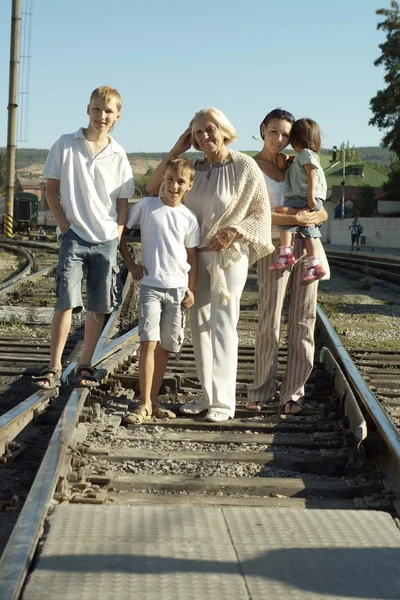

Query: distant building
[[324, 161, 388, 206], [16, 174, 46, 209]]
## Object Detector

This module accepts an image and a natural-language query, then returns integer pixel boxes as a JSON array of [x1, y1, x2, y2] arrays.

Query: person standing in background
[[349, 216, 362, 251]]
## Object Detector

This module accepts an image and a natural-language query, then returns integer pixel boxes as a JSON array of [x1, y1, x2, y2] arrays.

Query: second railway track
[[1, 250, 400, 599]]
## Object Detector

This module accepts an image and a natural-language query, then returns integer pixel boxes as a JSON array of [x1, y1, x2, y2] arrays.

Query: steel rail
[[0, 261, 57, 296], [317, 304, 400, 464], [325, 249, 400, 263], [0, 239, 59, 253], [0, 244, 33, 291], [0, 388, 56, 457], [0, 332, 139, 600]]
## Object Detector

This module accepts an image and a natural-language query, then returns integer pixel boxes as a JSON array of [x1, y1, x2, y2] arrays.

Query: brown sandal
[[125, 405, 152, 425], [74, 364, 100, 388], [152, 403, 176, 420], [32, 366, 62, 390]]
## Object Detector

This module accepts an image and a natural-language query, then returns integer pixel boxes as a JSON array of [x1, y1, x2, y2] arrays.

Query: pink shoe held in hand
[[301, 263, 326, 284], [269, 252, 296, 271]]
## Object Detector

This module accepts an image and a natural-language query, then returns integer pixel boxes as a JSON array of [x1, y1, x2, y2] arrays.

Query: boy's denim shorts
[[138, 285, 187, 353], [280, 196, 324, 239], [55, 228, 121, 314]]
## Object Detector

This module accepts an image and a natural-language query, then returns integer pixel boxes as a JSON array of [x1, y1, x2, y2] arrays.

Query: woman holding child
[[147, 107, 273, 422], [247, 109, 330, 415]]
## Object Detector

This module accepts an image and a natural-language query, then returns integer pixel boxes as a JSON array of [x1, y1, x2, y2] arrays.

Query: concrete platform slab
[[224, 507, 400, 599], [21, 505, 249, 600], [21, 506, 400, 600]]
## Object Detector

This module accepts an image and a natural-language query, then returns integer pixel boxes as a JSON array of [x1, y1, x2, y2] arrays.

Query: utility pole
[[341, 147, 346, 219], [5, 0, 21, 238]]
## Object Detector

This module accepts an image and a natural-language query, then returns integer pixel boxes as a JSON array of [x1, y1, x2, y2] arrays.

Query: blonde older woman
[[147, 107, 274, 421]]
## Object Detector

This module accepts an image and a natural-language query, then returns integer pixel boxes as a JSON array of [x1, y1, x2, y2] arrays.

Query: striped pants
[[248, 238, 327, 406]]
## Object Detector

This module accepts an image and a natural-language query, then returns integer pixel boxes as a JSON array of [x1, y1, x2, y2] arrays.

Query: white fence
[[326, 217, 400, 249]]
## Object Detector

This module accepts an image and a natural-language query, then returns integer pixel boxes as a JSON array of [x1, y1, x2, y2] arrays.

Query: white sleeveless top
[[262, 173, 284, 242]]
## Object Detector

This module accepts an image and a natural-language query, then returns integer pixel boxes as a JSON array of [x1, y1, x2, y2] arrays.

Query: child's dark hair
[[290, 118, 321, 153], [164, 157, 195, 182], [259, 108, 295, 140]]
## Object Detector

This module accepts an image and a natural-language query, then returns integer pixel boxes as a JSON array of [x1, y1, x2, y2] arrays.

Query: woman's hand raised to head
[[171, 126, 192, 156], [146, 126, 193, 195]]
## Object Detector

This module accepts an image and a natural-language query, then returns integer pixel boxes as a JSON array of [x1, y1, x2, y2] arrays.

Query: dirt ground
[[0, 251, 20, 285]]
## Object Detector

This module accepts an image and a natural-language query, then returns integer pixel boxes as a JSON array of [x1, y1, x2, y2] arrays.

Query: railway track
[[0, 251, 399, 599], [326, 248, 400, 285]]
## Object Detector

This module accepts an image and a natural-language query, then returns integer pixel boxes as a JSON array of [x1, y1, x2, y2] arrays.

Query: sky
[[0, 0, 391, 153]]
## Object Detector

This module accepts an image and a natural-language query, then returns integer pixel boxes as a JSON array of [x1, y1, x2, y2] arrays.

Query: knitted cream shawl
[[204, 150, 274, 303]]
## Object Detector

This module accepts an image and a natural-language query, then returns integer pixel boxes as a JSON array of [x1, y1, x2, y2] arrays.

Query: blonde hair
[[190, 107, 237, 150], [89, 86, 122, 112], [165, 157, 195, 182]]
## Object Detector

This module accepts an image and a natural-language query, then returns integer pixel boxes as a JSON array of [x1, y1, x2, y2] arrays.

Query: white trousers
[[190, 251, 249, 417], [248, 238, 324, 406]]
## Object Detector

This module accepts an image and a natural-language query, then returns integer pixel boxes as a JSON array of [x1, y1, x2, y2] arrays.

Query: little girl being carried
[[269, 118, 327, 284]]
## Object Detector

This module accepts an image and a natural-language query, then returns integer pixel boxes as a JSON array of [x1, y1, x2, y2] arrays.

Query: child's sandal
[[301, 264, 326, 285], [269, 252, 295, 271], [125, 405, 152, 425]]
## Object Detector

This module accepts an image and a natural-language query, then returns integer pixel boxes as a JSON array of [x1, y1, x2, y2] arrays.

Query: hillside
[[0, 146, 393, 178]]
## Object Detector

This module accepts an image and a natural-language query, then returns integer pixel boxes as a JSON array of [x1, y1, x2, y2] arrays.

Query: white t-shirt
[[44, 128, 135, 243], [126, 196, 200, 289]]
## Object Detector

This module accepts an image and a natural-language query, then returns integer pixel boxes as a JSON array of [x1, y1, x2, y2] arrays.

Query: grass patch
[[358, 276, 373, 290]]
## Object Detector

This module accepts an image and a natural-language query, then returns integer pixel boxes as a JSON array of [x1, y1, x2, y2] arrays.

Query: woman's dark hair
[[290, 118, 321, 153], [259, 108, 295, 140]]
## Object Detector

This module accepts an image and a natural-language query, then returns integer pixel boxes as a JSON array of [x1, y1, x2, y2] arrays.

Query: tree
[[338, 142, 361, 163], [369, 2, 400, 158], [356, 185, 377, 217], [382, 157, 400, 198]]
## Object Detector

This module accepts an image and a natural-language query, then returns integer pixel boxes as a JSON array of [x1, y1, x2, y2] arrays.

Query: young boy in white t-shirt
[[32, 86, 134, 390], [120, 158, 199, 424]]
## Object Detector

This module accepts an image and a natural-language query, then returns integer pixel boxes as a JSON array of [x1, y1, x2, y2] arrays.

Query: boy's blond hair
[[164, 157, 195, 182], [89, 86, 123, 112]]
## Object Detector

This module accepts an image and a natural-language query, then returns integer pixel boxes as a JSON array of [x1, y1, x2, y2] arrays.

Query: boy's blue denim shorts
[[280, 196, 324, 238], [55, 228, 121, 314], [138, 285, 187, 353]]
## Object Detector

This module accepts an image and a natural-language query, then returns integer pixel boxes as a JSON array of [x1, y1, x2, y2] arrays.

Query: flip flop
[[246, 401, 263, 412], [281, 399, 303, 415], [32, 366, 62, 390]]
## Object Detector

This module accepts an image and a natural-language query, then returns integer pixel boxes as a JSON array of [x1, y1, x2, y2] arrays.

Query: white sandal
[[205, 409, 231, 422], [180, 402, 207, 415]]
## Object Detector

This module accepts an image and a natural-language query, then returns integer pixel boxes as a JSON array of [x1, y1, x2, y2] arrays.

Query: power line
[[17, 0, 33, 144]]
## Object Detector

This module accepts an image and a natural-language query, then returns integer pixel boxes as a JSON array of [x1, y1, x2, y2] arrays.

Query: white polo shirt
[[43, 128, 134, 243]]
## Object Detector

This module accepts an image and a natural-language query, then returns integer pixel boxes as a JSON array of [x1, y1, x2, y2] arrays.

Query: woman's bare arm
[[146, 127, 192, 195]]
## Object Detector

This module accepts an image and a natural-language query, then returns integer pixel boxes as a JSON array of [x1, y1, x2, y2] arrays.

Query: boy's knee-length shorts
[[55, 228, 121, 314], [138, 285, 187, 353]]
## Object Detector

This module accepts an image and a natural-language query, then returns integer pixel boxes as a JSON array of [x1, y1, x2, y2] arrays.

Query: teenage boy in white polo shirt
[[120, 158, 199, 424], [32, 86, 134, 390]]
